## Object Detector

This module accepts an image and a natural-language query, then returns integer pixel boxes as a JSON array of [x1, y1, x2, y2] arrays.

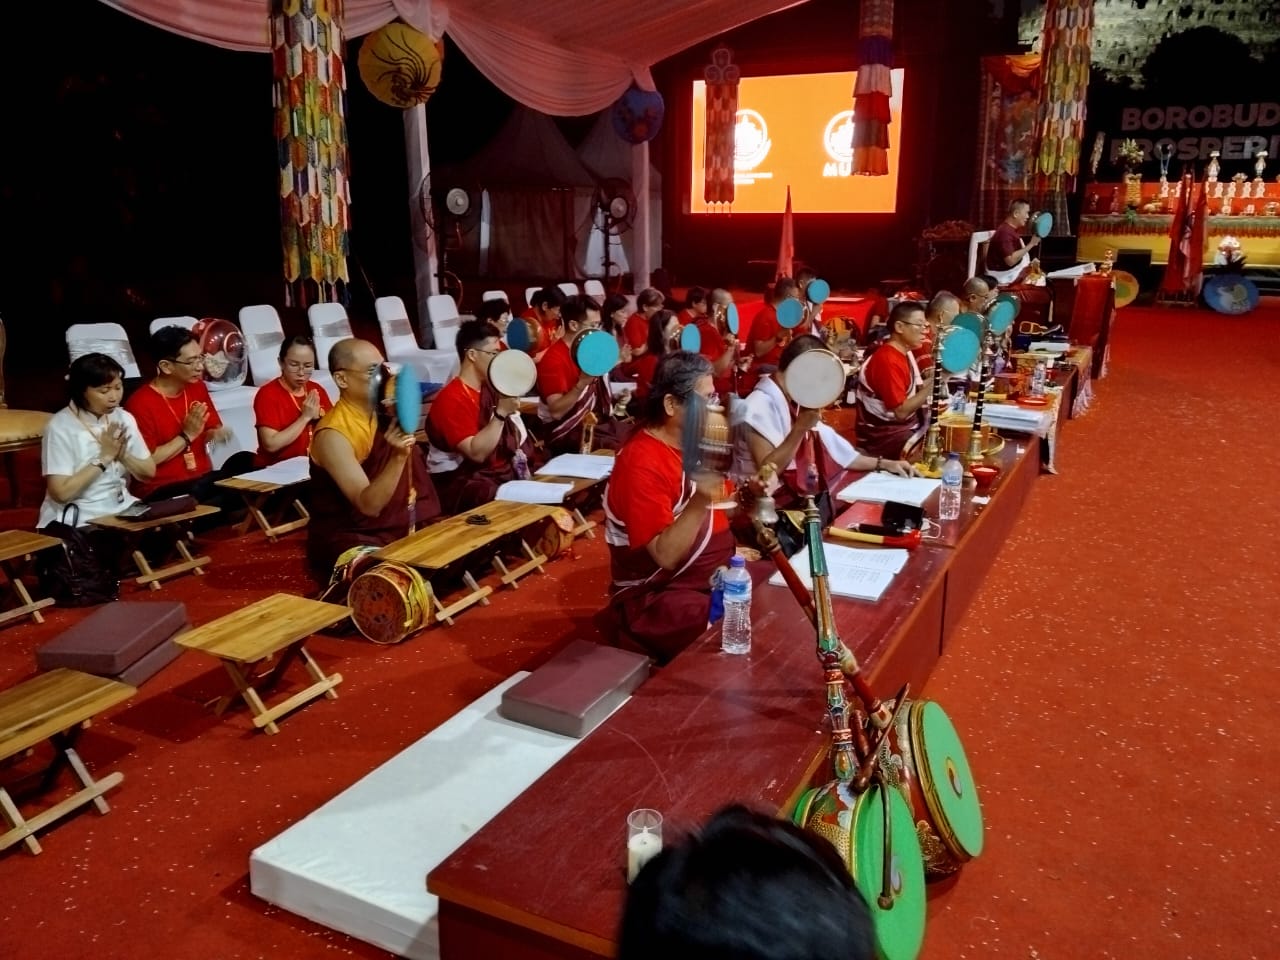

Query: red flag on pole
[[1186, 180, 1208, 296], [776, 186, 795, 280], [1160, 173, 1193, 295]]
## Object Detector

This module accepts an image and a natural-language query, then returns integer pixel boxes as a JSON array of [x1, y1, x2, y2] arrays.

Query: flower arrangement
[[1116, 139, 1144, 167]]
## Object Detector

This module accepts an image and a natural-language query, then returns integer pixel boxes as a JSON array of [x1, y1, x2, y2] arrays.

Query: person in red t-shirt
[[536, 295, 632, 454], [622, 287, 665, 362], [475, 298, 512, 348], [125, 325, 254, 505], [425, 319, 540, 512], [602, 292, 637, 377], [630, 309, 681, 408], [521, 286, 566, 357], [678, 286, 709, 327], [253, 335, 333, 467], [853, 302, 934, 459], [751, 277, 799, 371], [602, 351, 735, 663]]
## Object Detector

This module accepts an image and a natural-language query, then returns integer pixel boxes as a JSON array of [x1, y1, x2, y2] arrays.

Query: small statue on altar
[[1207, 150, 1220, 184], [1254, 150, 1268, 195], [1157, 143, 1172, 197]]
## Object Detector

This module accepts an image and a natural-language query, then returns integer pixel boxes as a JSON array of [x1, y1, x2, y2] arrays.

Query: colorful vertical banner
[[271, 0, 351, 306], [1034, 0, 1095, 234], [851, 0, 894, 176], [972, 54, 1042, 234], [703, 46, 740, 210]]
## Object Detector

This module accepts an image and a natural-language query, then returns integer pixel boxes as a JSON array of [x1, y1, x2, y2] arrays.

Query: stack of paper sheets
[[495, 481, 575, 505], [835, 473, 941, 507], [767, 544, 910, 603], [233, 456, 311, 486], [535, 454, 615, 480]]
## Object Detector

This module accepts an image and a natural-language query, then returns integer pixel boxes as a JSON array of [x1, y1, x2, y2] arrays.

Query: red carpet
[[1, 301, 1278, 958]]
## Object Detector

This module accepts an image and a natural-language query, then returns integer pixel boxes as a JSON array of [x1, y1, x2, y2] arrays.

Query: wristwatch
[[91, 458, 107, 472]]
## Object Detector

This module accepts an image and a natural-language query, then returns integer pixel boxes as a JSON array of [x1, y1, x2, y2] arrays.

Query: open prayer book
[[535, 454, 615, 480], [836, 473, 940, 507], [767, 544, 910, 603], [233, 456, 311, 486], [495, 481, 574, 505]]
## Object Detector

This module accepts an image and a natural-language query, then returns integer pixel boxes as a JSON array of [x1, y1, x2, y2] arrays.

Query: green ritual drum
[[792, 780, 926, 960], [882, 699, 984, 878]]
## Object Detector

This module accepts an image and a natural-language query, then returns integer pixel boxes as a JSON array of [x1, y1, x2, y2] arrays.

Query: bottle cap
[[730, 555, 746, 568]]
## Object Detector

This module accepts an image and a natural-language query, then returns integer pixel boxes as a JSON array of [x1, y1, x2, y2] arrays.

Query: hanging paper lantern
[[611, 85, 665, 144], [358, 22, 444, 108]]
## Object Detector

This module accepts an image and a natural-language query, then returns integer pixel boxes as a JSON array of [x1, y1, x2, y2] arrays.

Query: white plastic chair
[[65, 323, 141, 379], [967, 230, 996, 280], [150, 316, 199, 335], [426, 293, 463, 354], [524, 286, 541, 309], [583, 279, 606, 302], [557, 282, 579, 298], [376, 296, 458, 384], [239, 304, 336, 399], [482, 290, 507, 303], [307, 302, 354, 373]]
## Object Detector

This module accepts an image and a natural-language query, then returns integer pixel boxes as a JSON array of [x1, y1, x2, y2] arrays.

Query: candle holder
[[626, 808, 663, 883]]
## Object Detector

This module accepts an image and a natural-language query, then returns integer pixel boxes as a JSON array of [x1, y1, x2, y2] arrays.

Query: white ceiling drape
[[95, 0, 809, 115]]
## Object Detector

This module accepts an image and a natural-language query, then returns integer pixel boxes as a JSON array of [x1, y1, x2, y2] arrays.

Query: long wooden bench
[[0, 669, 135, 855]]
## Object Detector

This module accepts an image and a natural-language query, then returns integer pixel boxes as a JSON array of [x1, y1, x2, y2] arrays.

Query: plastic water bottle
[[1031, 361, 1047, 397], [940, 453, 963, 521], [721, 556, 752, 655]]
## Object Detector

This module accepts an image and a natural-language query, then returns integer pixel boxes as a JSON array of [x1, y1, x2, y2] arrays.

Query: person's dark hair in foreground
[[617, 804, 875, 960]]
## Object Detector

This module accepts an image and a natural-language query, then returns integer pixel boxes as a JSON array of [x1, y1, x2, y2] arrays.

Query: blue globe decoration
[[611, 85, 665, 144]]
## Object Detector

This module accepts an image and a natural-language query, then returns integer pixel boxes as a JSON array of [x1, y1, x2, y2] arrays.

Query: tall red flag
[[776, 186, 794, 280], [1160, 173, 1193, 294], [1186, 181, 1208, 295]]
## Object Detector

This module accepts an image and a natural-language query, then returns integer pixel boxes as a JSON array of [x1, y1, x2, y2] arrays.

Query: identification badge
[[117, 481, 126, 503], [183, 449, 198, 472]]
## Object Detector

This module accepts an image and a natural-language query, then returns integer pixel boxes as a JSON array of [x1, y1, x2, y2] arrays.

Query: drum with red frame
[[347, 561, 434, 644], [535, 508, 576, 559]]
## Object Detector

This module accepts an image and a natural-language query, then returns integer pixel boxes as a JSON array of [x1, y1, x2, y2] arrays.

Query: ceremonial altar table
[[427, 439, 1042, 960], [1078, 182, 1280, 267]]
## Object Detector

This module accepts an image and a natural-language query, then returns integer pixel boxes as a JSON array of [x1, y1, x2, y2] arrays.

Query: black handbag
[[36, 505, 121, 607], [773, 489, 835, 558]]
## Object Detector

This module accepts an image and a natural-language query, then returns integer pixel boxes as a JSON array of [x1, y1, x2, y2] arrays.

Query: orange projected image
[[691, 70, 905, 214]]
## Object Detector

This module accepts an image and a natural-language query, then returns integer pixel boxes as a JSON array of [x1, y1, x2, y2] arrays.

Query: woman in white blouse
[[39, 353, 156, 530]]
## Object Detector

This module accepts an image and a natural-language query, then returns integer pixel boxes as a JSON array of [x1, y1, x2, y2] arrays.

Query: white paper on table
[[767, 543, 900, 602], [535, 454, 615, 480], [495, 481, 574, 505], [234, 456, 311, 486], [836, 473, 941, 507]]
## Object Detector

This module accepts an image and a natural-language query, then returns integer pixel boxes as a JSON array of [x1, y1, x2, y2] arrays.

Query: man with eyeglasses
[[536, 294, 632, 455], [425, 319, 540, 512], [853, 302, 934, 459], [305, 338, 440, 578], [253, 335, 332, 467], [125, 325, 250, 502]]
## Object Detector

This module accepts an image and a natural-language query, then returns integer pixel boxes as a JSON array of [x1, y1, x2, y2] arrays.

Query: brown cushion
[[500, 639, 650, 739], [114, 634, 185, 687], [0, 409, 52, 443], [37, 601, 189, 676]]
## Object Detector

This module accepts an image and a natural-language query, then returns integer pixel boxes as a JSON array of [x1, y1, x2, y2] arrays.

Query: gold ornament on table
[[1115, 139, 1144, 210]]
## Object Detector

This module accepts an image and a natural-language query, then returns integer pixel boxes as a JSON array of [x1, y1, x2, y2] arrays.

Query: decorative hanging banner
[[851, 0, 894, 176], [1033, 0, 1095, 235], [271, 0, 352, 306], [358, 22, 443, 109], [703, 46, 740, 210]]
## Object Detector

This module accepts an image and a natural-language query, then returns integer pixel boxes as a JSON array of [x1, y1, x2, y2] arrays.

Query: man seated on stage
[[306, 338, 440, 578], [985, 198, 1041, 286], [750, 277, 799, 371], [961, 276, 994, 315], [521, 286, 566, 356], [426, 319, 540, 513], [916, 291, 961, 370], [853, 302, 934, 459], [602, 352, 735, 664], [253, 335, 332, 467], [734, 335, 913, 512], [678, 286, 709, 327], [536, 294, 632, 455], [125, 325, 254, 506]]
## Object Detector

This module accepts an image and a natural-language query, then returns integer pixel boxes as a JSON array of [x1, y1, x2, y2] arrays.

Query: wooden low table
[[376, 500, 558, 625], [90, 505, 220, 590], [0, 530, 62, 627], [0, 668, 136, 855], [215, 461, 311, 541], [533, 449, 617, 540], [173, 593, 350, 735]]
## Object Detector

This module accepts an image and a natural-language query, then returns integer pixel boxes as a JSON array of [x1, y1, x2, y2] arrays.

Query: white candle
[[627, 831, 662, 883]]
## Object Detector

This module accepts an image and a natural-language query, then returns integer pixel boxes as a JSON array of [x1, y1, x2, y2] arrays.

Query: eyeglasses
[[336, 363, 380, 379], [472, 348, 502, 358], [167, 355, 205, 367], [899, 321, 928, 329], [283, 360, 315, 371]]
